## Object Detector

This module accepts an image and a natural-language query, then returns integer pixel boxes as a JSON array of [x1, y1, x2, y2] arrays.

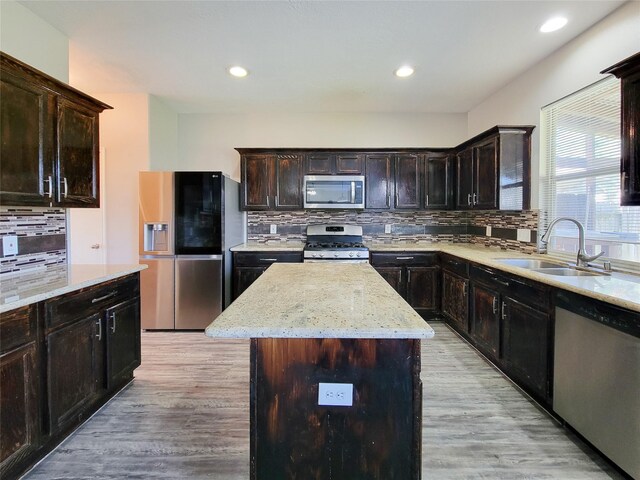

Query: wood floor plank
[[23, 323, 623, 479]]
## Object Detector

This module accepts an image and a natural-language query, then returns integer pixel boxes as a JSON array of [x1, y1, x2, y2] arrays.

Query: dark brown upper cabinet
[[237, 126, 532, 213], [602, 52, 640, 206], [424, 152, 453, 210], [365, 153, 393, 209], [455, 126, 533, 210], [0, 52, 111, 208], [239, 151, 303, 211], [305, 153, 363, 175], [394, 154, 421, 209]]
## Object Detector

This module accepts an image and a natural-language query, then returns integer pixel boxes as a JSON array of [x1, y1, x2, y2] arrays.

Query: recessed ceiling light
[[228, 66, 248, 78], [539, 16, 568, 33], [394, 66, 414, 78]]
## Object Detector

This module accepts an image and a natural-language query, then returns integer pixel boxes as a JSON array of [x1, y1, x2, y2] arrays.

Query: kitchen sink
[[531, 267, 604, 277], [495, 258, 568, 269]]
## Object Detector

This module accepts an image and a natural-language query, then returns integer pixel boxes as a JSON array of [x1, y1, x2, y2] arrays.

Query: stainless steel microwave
[[303, 175, 365, 209]]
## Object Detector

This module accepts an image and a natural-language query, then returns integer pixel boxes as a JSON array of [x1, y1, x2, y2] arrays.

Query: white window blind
[[540, 76, 640, 269]]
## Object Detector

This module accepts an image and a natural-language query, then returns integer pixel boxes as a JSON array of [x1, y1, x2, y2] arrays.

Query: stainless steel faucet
[[539, 217, 603, 267]]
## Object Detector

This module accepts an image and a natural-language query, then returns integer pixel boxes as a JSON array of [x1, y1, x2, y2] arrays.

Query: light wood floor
[[24, 322, 623, 479]]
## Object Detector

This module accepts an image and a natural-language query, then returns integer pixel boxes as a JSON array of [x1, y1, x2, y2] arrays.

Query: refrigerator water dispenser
[[144, 223, 169, 252]]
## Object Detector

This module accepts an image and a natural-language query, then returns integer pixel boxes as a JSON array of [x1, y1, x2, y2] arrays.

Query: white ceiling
[[20, 0, 627, 114]]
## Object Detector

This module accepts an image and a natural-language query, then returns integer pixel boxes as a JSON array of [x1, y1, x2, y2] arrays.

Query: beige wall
[[96, 93, 150, 264], [0, 0, 69, 82], [467, 1, 640, 208], [176, 112, 468, 182], [149, 95, 179, 171]]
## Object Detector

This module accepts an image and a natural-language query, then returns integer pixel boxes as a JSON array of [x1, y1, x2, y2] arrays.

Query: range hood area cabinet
[[237, 125, 533, 212], [0, 52, 112, 208], [602, 52, 640, 206]]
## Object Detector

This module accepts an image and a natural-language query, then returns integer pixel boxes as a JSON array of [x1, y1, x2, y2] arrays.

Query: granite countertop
[[0, 263, 147, 313], [205, 263, 435, 339], [231, 242, 640, 312], [230, 242, 305, 252]]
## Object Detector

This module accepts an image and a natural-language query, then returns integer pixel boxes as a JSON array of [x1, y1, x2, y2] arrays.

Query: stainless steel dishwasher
[[554, 291, 640, 479]]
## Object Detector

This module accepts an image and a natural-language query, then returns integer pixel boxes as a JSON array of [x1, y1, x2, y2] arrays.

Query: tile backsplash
[[0, 207, 67, 275], [247, 209, 539, 254]]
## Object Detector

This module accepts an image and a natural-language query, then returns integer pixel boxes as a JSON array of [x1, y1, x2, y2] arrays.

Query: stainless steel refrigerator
[[139, 171, 244, 330]]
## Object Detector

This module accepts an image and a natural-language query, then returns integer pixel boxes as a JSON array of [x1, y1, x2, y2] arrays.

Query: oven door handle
[[351, 181, 356, 204]]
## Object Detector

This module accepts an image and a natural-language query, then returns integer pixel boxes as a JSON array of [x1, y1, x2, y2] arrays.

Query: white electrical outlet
[[2, 235, 18, 256], [384, 224, 392, 234], [517, 228, 531, 243], [318, 382, 353, 407], [486, 226, 492, 236], [270, 224, 277, 234]]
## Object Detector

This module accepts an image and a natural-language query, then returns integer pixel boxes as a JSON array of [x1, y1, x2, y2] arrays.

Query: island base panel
[[250, 337, 422, 480]]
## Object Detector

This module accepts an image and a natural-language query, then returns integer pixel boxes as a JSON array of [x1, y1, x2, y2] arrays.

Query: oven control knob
[[320, 253, 325, 258], [356, 252, 361, 257], [349, 252, 354, 257], [334, 253, 339, 258]]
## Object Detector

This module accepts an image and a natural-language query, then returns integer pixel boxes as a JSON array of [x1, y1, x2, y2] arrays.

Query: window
[[540, 76, 640, 269]]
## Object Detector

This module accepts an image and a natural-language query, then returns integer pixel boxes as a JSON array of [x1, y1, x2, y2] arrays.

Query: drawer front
[[370, 252, 437, 267], [45, 274, 139, 331], [439, 254, 469, 277], [470, 265, 549, 311], [0, 305, 37, 354], [233, 251, 303, 267]]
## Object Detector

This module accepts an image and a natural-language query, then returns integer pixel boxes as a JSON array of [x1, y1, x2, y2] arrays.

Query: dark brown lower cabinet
[[105, 298, 141, 390], [470, 283, 501, 360], [0, 273, 141, 480], [47, 314, 101, 433], [0, 342, 38, 475], [370, 253, 440, 319], [502, 297, 552, 402], [441, 270, 469, 332], [232, 252, 303, 301]]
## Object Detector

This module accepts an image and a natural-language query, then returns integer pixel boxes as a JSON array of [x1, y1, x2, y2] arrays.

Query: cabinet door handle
[[259, 258, 278, 262], [491, 277, 510, 288], [399, 269, 402, 284], [95, 318, 102, 341], [473, 193, 477, 205], [407, 269, 411, 285], [266, 196, 270, 207], [395, 193, 400, 207], [61, 177, 69, 198], [467, 193, 472, 206], [492, 297, 498, 314], [396, 256, 414, 260], [110, 312, 117, 333], [463, 283, 468, 297], [622, 172, 628, 192], [425, 194, 429, 207], [92, 290, 118, 304], [501, 302, 507, 320], [275, 196, 279, 208], [44, 175, 53, 198], [387, 194, 391, 208]]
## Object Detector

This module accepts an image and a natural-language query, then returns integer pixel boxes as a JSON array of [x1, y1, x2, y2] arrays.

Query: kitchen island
[[205, 263, 434, 479]]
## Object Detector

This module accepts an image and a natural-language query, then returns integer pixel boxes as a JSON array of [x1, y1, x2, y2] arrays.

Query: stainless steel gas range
[[303, 225, 369, 263]]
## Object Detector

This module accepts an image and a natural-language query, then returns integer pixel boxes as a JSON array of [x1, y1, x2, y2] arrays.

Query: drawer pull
[[259, 258, 278, 262], [491, 277, 510, 288], [492, 297, 498, 314], [110, 312, 117, 333], [501, 302, 507, 320], [396, 256, 414, 260], [92, 291, 118, 304]]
